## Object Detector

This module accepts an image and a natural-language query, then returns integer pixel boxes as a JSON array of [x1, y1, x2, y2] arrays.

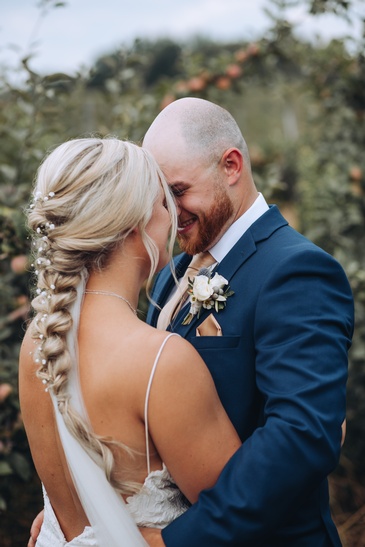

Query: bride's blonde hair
[[27, 137, 177, 494]]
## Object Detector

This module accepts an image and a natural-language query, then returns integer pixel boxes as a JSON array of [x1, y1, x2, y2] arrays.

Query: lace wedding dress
[[37, 274, 189, 546]]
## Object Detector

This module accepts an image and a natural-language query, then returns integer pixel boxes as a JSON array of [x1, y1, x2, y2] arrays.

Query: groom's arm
[[142, 418, 346, 547], [162, 250, 353, 546]]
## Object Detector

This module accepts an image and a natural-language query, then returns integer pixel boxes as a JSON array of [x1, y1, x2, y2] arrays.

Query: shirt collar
[[209, 193, 269, 263]]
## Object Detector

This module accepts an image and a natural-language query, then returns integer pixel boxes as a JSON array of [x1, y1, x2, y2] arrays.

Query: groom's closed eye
[[170, 184, 187, 197]]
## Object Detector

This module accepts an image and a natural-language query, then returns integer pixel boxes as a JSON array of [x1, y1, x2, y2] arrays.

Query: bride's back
[[19, 312, 170, 540], [19, 326, 89, 540]]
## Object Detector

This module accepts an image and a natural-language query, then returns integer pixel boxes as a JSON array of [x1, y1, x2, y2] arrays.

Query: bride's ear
[[126, 226, 145, 250], [128, 226, 141, 238]]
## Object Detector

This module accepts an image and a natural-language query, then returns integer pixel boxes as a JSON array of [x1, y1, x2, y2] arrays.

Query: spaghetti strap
[[144, 333, 179, 474]]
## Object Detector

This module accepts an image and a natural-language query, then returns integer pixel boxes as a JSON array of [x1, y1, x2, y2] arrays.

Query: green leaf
[[0, 460, 13, 476], [0, 495, 7, 511], [8, 452, 32, 481]]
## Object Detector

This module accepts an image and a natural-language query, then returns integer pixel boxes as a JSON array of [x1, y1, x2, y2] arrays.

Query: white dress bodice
[[39, 465, 189, 546], [126, 464, 189, 529], [37, 333, 188, 546]]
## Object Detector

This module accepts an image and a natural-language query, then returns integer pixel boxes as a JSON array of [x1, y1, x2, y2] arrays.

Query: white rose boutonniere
[[182, 271, 234, 325], [192, 275, 214, 301]]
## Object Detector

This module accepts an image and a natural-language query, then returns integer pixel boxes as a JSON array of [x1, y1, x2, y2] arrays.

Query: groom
[[141, 98, 354, 546]]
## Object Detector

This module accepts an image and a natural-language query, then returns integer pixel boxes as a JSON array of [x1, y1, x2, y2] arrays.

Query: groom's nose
[[175, 201, 182, 216]]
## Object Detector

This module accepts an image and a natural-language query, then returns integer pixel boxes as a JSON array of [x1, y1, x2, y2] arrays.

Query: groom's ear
[[221, 148, 243, 186]]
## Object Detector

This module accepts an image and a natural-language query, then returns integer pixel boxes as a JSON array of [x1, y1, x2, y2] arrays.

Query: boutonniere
[[182, 271, 234, 325]]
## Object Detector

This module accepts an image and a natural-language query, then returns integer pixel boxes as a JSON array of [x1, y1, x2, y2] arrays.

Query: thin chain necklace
[[84, 290, 137, 315]]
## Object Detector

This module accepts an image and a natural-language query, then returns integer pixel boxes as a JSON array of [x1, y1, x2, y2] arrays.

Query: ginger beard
[[178, 185, 234, 256]]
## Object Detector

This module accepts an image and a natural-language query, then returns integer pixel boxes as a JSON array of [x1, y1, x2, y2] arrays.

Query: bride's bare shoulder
[[138, 322, 194, 354], [136, 322, 206, 376]]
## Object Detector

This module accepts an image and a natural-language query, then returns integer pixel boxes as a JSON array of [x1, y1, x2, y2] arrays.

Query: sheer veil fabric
[[50, 270, 147, 546]]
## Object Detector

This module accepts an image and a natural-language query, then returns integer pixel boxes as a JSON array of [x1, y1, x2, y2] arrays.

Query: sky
[[0, 0, 363, 76]]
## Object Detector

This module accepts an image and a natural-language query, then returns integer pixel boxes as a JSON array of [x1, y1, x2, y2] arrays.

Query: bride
[[19, 138, 241, 546]]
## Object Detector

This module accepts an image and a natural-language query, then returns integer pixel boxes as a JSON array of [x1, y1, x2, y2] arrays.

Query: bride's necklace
[[84, 290, 137, 315]]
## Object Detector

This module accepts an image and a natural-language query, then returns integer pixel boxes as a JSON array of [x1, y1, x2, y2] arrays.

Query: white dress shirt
[[209, 193, 269, 263]]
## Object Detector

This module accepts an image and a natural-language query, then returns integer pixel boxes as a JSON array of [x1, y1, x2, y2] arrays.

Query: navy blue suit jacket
[[147, 206, 354, 546]]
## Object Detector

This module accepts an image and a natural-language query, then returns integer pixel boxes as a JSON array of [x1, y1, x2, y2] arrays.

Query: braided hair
[[27, 137, 177, 494]]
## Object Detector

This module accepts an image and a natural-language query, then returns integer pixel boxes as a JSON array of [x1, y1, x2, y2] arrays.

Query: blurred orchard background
[[0, 0, 364, 544]]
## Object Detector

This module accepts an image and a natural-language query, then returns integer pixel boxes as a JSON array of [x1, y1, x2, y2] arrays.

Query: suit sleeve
[[162, 248, 354, 546]]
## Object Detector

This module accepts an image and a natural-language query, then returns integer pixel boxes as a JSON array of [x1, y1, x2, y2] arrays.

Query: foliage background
[[0, 0, 364, 544]]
